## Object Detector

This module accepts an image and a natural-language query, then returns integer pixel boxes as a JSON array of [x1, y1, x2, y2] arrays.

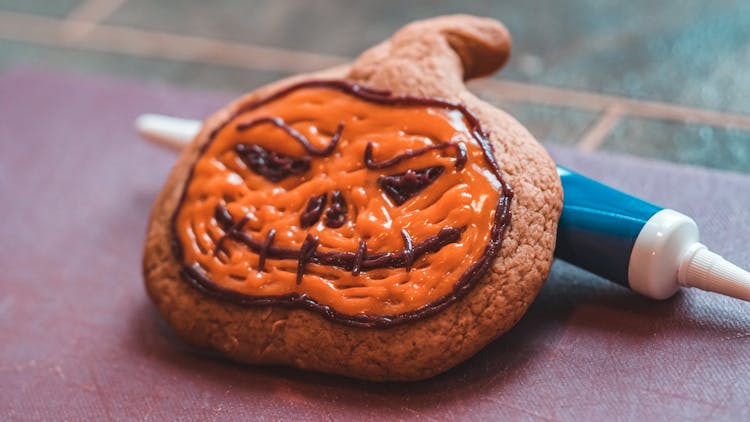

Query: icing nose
[[300, 190, 348, 228]]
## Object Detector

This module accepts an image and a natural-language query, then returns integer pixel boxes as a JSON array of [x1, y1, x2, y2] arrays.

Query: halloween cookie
[[143, 15, 562, 381]]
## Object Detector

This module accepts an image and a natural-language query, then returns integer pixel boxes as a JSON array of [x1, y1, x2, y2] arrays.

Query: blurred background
[[1, 0, 749, 173]]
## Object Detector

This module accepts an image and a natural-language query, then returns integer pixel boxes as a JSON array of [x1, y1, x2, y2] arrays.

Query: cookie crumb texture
[[144, 15, 562, 381]]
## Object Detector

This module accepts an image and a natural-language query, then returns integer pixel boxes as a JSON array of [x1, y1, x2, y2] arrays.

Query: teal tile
[[107, 0, 750, 115], [0, 0, 81, 17], [602, 118, 750, 174], [512, 2, 750, 115], [0, 39, 287, 93]]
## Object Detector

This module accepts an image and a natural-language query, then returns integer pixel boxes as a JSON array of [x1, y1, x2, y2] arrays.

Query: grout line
[[61, 0, 128, 42], [470, 79, 623, 112], [2, 10, 750, 133], [576, 105, 625, 152], [0, 12, 62, 45], [0, 11, 347, 74], [472, 79, 750, 131]]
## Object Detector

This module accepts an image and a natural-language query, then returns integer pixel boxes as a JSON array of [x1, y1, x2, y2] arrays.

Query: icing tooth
[[300, 193, 327, 228], [323, 190, 347, 228]]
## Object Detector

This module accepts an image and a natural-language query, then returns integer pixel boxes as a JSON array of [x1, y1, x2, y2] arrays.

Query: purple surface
[[1, 69, 749, 421]]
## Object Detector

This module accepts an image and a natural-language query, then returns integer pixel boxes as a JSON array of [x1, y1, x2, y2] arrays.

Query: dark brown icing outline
[[171, 79, 514, 328]]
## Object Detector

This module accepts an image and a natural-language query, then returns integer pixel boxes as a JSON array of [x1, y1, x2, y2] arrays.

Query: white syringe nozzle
[[629, 209, 750, 302], [679, 244, 750, 302]]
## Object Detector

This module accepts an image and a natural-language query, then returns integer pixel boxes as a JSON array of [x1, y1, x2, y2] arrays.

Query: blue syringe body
[[554, 166, 662, 287]]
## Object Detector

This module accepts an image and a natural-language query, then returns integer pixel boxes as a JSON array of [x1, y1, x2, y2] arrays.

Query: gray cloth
[[1, 69, 749, 420]]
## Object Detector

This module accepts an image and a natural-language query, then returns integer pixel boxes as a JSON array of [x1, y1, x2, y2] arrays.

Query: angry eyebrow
[[363, 141, 467, 170], [236, 117, 344, 156]]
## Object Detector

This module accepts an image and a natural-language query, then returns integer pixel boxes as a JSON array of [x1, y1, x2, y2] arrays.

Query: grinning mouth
[[210, 205, 463, 283]]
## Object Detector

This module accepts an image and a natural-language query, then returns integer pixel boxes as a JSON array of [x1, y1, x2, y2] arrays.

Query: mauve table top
[[1, 70, 749, 421]]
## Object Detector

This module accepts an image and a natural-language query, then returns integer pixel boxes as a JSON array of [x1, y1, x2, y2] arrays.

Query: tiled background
[[2, 0, 749, 173]]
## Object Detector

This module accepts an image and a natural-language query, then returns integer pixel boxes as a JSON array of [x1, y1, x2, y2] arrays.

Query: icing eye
[[378, 166, 445, 205], [235, 144, 311, 182], [324, 190, 347, 228]]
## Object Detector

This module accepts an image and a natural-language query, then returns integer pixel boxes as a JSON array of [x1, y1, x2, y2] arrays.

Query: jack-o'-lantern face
[[174, 81, 512, 327]]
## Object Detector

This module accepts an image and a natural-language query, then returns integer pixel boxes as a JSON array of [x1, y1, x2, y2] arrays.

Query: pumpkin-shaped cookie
[[144, 15, 562, 381]]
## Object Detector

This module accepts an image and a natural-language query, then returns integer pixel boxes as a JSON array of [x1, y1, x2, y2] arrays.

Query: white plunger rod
[[135, 113, 202, 150]]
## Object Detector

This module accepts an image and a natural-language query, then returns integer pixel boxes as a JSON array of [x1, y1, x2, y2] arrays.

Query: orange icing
[[174, 82, 507, 320]]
